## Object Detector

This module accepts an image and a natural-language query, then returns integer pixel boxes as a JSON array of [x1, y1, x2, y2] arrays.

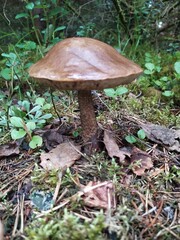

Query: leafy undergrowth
[[0, 86, 180, 240]]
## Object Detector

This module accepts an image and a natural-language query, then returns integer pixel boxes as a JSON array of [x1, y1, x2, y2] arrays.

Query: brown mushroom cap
[[29, 37, 143, 90]]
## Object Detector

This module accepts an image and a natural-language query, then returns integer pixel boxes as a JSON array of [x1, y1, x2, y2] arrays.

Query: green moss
[[123, 95, 178, 127], [26, 210, 106, 240], [31, 164, 59, 190]]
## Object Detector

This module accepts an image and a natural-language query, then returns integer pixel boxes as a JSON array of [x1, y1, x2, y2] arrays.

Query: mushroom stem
[[78, 90, 98, 145]]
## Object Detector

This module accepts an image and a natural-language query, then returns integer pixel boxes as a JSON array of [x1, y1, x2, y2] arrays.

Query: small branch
[[3, 0, 10, 25]]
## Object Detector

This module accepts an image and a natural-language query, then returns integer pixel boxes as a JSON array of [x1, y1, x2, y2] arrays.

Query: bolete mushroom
[[29, 37, 143, 151]]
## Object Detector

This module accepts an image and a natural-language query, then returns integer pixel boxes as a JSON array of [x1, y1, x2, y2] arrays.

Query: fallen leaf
[[40, 142, 81, 170], [140, 123, 180, 152], [0, 142, 19, 158], [42, 127, 66, 150], [80, 181, 116, 209], [104, 131, 130, 162], [130, 147, 153, 176]]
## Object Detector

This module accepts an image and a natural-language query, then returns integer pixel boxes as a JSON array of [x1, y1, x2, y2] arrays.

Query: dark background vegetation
[[0, 0, 179, 50]]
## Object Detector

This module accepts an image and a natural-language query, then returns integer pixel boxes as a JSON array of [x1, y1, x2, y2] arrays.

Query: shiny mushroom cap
[[29, 37, 143, 90]]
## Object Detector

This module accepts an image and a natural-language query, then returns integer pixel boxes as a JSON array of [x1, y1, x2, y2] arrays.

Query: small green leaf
[[125, 135, 137, 144], [160, 76, 168, 82], [34, 111, 42, 119], [36, 119, 46, 126], [25, 2, 34, 10], [16, 41, 36, 50], [26, 122, 36, 131], [1, 68, 11, 80], [34, 110, 42, 119], [145, 53, 151, 58], [29, 135, 43, 149], [104, 88, 116, 98], [10, 117, 24, 128], [39, 113, 52, 120], [116, 86, 128, 95], [145, 63, 155, 71], [21, 100, 30, 112], [73, 131, 79, 137], [137, 129, 146, 139], [35, 97, 45, 106], [174, 61, 180, 74], [54, 26, 66, 33], [144, 69, 153, 75], [11, 129, 26, 139], [1, 53, 10, 58], [43, 24, 54, 42], [162, 90, 174, 97], [11, 107, 26, 118], [42, 103, 51, 110], [29, 105, 41, 114], [156, 66, 161, 72], [154, 80, 162, 87], [15, 13, 29, 19], [8, 52, 17, 60]]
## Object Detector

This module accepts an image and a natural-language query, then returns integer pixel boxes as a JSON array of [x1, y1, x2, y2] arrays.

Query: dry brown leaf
[[104, 131, 130, 162], [131, 147, 153, 176], [81, 181, 116, 209], [0, 142, 19, 158], [40, 142, 81, 170], [141, 123, 180, 152]]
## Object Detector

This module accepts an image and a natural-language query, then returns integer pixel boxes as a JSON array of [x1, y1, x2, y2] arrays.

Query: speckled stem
[[78, 90, 98, 144]]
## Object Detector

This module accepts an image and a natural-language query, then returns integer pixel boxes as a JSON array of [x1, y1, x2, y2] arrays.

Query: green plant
[[142, 52, 180, 98], [0, 41, 37, 98], [76, 23, 96, 37], [174, 61, 180, 75], [144, 52, 161, 75], [163, 165, 180, 184], [10, 116, 43, 149], [15, 0, 66, 46], [125, 129, 146, 144], [104, 86, 128, 98], [0, 93, 52, 148]]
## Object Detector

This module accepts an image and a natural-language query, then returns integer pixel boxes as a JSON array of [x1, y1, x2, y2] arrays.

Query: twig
[[20, 194, 25, 233], [170, 208, 178, 227], [3, 0, 10, 25], [73, 212, 91, 221], [56, 188, 68, 204], [142, 206, 157, 217], [50, 88, 62, 122], [0, 220, 4, 240], [52, 171, 63, 205], [68, 140, 89, 160], [35, 199, 70, 218], [12, 197, 20, 236], [140, 200, 164, 238], [155, 224, 180, 240], [106, 186, 112, 225]]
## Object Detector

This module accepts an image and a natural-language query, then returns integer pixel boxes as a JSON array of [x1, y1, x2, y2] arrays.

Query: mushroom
[[29, 37, 143, 151]]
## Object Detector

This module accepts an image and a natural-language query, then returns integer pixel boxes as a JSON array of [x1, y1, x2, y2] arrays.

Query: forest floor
[[0, 84, 180, 240]]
